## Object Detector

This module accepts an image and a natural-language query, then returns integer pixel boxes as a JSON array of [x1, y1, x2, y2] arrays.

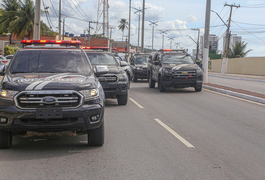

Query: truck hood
[[163, 64, 201, 71], [1, 73, 97, 91]]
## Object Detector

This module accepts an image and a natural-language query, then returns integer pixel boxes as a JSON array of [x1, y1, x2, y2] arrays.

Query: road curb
[[203, 85, 265, 104], [209, 74, 265, 83]]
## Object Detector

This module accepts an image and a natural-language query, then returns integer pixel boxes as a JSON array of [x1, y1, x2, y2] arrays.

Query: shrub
[[4, 45, 19, 55]]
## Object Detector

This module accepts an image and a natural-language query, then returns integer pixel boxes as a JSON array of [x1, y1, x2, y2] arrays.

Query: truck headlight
[[196, 69, 203, 79], [0, 90, 18, 100], [164, 69, 173, 75], [117, 73, 128, 81], [136, 67, 141, 70], [79, 89, 99, 99]]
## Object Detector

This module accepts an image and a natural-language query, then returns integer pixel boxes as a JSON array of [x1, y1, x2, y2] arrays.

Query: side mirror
[[196, 61, 202, 68], [94, 66, 109, 73], [120, 61, 128, 67], [0, 65, 5, 76], [154, 61, 160, 65]]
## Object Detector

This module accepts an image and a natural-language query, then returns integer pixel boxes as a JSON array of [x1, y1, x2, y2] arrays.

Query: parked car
[[114, 54, 133, 84], [0, 55, 10, 67]]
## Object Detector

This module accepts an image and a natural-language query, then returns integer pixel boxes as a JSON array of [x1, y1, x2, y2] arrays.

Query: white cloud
[[186, 14, 197, 22]]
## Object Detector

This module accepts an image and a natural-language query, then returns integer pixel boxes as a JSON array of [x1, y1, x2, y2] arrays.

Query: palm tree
[[10, 0, 34, 39], [0, 0, 19, 44], [228, 41, 252, 58], [118, 18, 128, 41]]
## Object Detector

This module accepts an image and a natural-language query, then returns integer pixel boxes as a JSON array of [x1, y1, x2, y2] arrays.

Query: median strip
[[129, 98, 144, 109], [154, 118, 195, 148]]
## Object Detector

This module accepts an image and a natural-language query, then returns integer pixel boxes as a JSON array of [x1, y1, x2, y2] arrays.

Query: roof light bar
[[162, 49, 172, 51], [20, 40, 81, 46], [82, 46, 109, 50]]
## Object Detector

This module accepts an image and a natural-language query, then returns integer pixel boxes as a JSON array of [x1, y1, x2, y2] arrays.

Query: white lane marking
[[203, 89, 265, 107], [129, 98, 144, 109], [154, 118, 195, 148]]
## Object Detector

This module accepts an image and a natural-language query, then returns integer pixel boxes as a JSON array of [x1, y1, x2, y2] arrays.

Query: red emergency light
[[162, 49, 172, 51], [20, 40, 81, 45], [82, 46, 109, 50]]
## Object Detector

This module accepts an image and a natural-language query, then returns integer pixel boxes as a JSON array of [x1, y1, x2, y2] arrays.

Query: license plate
[[36, 108, 62, 119]]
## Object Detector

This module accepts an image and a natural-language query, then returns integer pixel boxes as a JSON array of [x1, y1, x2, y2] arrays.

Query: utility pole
[[221, 3, 240, 74], [191, 28, 200, 61], [88, 21, 97, 46], [128, 0, 131, 59], [58, 0, 62, 40], [149, 20, 159, 52], [33, 0, 41, 39], [168, 37, 175, 49], [141, 0, 145, 53], [134, 8, 141, 53], [62, 18, 65, 40], [203, 0, 211, 83], [159, 30, 168, 49]]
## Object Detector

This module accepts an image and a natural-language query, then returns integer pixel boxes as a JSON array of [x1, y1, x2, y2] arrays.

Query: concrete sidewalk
[[203, 72, 265, 104]]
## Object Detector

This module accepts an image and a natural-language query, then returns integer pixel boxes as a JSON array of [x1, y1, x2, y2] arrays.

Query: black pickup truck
[[83, 47, 129, 105], [147, 49, 203, 92], [0, 40, 105, 148], [130, 53, 149, 82]]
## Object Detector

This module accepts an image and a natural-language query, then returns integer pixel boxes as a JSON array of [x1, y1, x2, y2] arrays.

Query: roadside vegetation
[[229, 41, 252, 58]]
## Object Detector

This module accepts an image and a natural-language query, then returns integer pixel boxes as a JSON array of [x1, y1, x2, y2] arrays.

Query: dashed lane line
[[129, 98, 144, 109], [154, 118, 195, 148]]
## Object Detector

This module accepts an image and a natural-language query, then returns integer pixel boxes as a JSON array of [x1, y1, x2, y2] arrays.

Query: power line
[[72, 0, 92, 21]]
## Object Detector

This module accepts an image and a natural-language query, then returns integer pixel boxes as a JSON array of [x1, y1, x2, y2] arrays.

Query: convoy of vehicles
[[0, 40, 105, 148], [0, 40, 203, 149]]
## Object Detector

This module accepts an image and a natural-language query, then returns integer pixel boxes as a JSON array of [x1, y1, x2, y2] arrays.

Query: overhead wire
[[72, 0, 92, 21]]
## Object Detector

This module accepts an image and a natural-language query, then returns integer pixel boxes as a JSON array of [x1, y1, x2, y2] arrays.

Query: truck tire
[[158, 76, 166, 92], [88, 121, 104, 146], [195, 86, 202, 92], [0, 130, 12, 149], [133, 76, 137, 82], [148, 73, 155, 88], [117, 93, 128, 105]]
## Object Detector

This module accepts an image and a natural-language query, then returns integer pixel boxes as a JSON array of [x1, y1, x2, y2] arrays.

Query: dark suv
[[83, 47, 129, 105], [147, 49, 203, 92], [0, 40, 105, 148], [130, 53, 149, 82]]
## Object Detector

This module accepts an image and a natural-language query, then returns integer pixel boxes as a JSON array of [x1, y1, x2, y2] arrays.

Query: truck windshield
[[162, 54, 194, 64], [136, 56, 148, 65], [9, 50, 91, 74], [86, 53, 118, 66]]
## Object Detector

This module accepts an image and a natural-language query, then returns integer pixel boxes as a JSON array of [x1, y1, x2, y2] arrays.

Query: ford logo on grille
[[42, 96, 57, 104]]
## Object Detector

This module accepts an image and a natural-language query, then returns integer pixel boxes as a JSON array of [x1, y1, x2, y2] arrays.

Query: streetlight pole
[[128, 0, 131, 60], [141, 0, 145, 53], [59, 0, 62, 40], [159, 30, 168, 49], [149, 20, 159, 52], [168, 37, 175, 49]]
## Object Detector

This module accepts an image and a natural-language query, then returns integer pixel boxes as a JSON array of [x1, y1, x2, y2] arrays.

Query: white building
[[223, 34, 242, 50], [199, 34, 219, 57]]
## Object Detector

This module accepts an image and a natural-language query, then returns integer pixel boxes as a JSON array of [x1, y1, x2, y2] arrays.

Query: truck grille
[[174, 70, 196, 79], [98, 75, 118, 82], [15, 90, 83, 109]]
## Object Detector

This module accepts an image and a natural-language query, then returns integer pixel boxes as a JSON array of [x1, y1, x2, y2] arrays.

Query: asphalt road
[[208, 76, 265, 94], [1, 81, 265, 180]]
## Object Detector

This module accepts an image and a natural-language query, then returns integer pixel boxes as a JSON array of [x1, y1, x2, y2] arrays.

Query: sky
[[2, 0, 265, 57]]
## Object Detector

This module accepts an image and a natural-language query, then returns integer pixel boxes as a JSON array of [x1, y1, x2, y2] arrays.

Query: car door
[[153, 53, 161, 81]]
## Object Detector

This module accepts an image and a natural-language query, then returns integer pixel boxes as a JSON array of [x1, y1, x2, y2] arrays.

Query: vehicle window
[[86, 53, 118, 66], [162, 54, 194, 64], [135, 56, 149, 65], [9, 50, 91, 74]]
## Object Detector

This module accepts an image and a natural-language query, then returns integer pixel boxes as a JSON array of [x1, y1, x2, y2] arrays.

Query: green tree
[[4, 44, 18, 55], [40, 20, 58, 36], [118, 18, 128, 41], [0, 0, 20, 44], [10, 0, 34, 39], [228, 41, 252, 58]]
